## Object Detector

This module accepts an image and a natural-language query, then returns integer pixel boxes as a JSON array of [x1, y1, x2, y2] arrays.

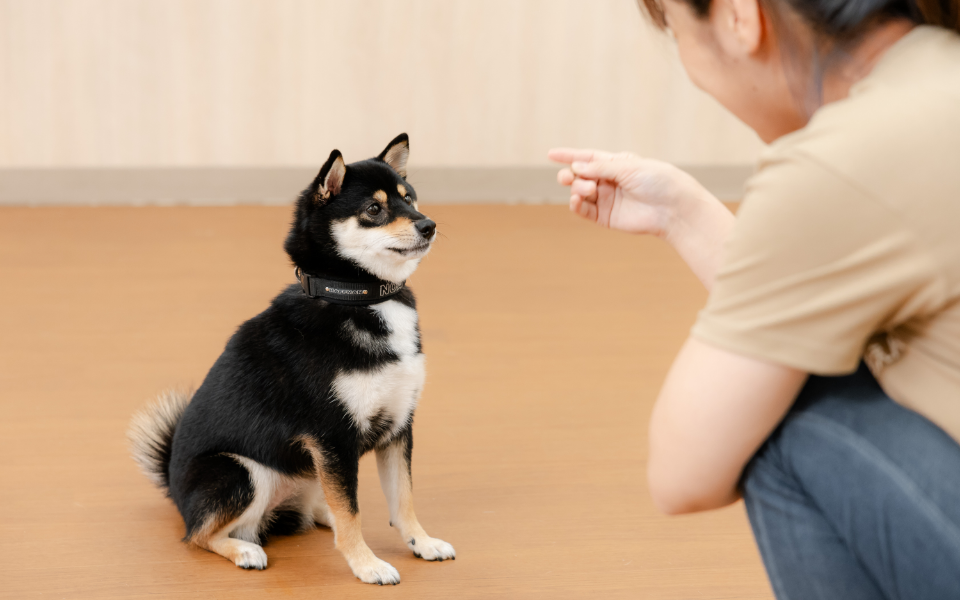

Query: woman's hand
[[548, 148, 701, 237], [548, 147, 737, 291]]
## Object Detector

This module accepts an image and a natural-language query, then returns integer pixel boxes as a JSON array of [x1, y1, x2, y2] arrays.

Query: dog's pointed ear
[[315, 149, 346, 204], [378, 133, 409, 179]]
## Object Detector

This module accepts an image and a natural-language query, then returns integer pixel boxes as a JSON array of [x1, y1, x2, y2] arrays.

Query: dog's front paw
[[234, 542, 268, 570], [351, 556, 401, 585], [408, 536, 456, 562]]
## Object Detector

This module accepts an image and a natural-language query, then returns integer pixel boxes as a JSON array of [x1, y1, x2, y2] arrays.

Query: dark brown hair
[[638, 0, 960, 37], [639, 0, 959, 112]]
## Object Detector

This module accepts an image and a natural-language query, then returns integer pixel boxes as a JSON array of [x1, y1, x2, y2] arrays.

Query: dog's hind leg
[[376, 425, 455, 561], [203, 525, 269, 570], [181, 453, 290, 570]]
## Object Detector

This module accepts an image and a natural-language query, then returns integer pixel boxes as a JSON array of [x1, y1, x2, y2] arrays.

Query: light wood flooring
[[0, 204, 771, 599]]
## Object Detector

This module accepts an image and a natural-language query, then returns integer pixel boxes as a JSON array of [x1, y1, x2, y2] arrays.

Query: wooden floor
[[0, 205, 772, 599]]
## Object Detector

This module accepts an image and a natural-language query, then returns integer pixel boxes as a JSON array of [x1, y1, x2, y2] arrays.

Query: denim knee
[[741, 366, 960, 600]]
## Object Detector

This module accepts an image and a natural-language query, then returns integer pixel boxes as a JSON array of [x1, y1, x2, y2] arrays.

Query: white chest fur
[[332, 300, 425, 435]]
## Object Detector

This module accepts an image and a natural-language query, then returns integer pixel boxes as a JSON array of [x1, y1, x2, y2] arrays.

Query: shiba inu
[[127, 134, 454, 585]]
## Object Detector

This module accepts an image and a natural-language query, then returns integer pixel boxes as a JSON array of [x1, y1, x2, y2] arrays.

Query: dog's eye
[[366, 204, 382, 216], [404, 195, 413, 204]]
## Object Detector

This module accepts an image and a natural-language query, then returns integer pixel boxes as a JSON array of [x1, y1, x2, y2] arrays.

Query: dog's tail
[[127, 389, 193, 491]]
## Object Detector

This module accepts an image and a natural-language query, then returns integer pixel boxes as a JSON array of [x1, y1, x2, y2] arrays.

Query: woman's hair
[[639, 0, 959, 112], [639, 0, 960, 38]]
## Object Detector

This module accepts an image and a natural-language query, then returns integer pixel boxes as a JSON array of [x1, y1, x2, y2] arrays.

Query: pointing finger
[[571, 154, 636, 183], [548, 147, 612, 165], [548, 148, 591, 164]]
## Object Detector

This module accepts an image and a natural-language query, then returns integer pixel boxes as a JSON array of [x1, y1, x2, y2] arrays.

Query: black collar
[[295, 267, 405, 306]]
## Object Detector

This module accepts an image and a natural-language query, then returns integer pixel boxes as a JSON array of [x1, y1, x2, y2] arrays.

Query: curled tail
[[127, 389, 193, 490]]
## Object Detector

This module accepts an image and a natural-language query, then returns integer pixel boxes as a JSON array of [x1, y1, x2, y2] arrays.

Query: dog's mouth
[[389, 241, 432, 256]]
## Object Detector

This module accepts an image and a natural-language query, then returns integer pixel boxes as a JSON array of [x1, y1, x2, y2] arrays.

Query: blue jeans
[[742, 363, 960, 600]]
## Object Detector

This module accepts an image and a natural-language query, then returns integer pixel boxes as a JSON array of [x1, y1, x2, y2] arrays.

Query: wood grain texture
[[0, 205, 772, 599], [0, 0, 763, 168]]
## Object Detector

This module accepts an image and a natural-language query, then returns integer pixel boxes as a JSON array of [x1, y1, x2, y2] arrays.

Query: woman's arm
[[550, 147, 808, 514], [648, 338, 807, 514], [548, 148, 736, 290]]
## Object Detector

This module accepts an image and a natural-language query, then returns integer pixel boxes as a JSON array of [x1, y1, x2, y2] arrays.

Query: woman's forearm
[[661, 182, 736, 292]]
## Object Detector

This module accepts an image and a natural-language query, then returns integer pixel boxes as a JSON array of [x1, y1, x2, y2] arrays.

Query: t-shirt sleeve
[[692, 150, 941, 374]]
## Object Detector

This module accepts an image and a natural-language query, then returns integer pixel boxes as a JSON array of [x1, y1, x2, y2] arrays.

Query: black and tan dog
[[127, 134, 454, 585]]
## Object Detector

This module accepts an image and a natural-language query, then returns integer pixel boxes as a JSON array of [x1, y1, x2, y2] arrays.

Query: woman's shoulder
[[749, 26, 960, 231], [731, 26, 960, 326], [760, 26, 960, 193], [862, 25, 960, 97]]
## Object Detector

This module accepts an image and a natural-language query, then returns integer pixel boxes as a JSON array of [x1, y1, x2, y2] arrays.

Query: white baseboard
[[0, 165, 753, 206]]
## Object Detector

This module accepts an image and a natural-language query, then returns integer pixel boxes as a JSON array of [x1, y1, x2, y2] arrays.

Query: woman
[[550, 0, 960, 597]]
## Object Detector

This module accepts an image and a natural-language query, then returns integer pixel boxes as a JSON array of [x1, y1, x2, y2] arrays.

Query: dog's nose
[[415, 219, 436, 239]]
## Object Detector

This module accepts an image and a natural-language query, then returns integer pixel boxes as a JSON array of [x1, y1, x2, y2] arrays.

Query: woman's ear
[[315, 149, 346, 203], [712, 0, 764, 57], [378, 133, 410, 179]]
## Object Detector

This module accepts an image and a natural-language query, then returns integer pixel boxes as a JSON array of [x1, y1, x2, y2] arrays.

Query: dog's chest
[[332, 300, 424, 435]]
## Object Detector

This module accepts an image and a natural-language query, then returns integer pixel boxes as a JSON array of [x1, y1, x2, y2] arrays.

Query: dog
[[127, 133, 454, 585]]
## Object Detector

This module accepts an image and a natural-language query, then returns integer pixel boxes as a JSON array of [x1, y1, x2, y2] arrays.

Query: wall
[[0, 0, 763, 170]]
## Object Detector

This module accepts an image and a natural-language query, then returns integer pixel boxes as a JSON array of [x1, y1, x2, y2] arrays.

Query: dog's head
[[285, 134, 436, 283]]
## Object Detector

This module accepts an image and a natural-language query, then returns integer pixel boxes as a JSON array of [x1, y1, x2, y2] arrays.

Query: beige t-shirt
[[692, 26, 960, 442]]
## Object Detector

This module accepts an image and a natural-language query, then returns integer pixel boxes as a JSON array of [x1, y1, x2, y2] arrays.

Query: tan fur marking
[[295, 434, 324, 477], [197, 519, 267, 569], [300, 435, 392, 580], [191, 507, 270, 569], [384, 217, 414, 236], [397, 184, 407, 197], [325, 492, 369, 555], [206, 536, 255, 564], [317, 462, 382, 571], [189, 510, 232, 547], [186, 458, 259, 551], [373, 190, 387, 203], [298, 435, 376, 563]]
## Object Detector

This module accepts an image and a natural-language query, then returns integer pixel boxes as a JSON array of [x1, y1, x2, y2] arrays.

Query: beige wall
[[0, 0, 763, 168]]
